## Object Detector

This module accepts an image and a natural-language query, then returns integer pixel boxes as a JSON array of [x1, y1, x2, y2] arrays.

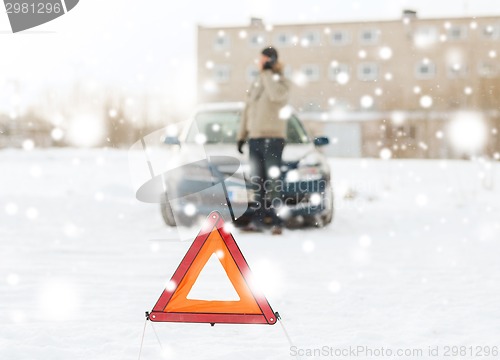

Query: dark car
[[160, 102, 333, 228]]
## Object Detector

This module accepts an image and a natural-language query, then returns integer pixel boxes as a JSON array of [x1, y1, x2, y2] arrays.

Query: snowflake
[[336, 72, 350, 85], [419, 95, 433, 108], [360, 95, 374, 109], [378, 46, 392, 60], [51, 128, 64, 141], [447, 112, 487, 153], [22, 139, 35, 151], [379, 148, 392, 160], [108, 109, 117, 118], [5, 202, 18, 215]]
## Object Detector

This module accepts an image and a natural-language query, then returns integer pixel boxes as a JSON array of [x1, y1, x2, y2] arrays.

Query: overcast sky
[[1, 0, 499, 115]]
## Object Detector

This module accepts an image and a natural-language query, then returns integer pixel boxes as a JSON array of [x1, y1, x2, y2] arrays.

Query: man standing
[[237, 46, 290, 235]]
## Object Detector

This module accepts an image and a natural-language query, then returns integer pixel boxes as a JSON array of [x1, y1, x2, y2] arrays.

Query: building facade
[[197, 13, 500, 158]]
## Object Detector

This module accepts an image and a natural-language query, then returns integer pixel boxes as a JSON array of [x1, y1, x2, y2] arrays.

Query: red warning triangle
[[149, 211, 277, 325]]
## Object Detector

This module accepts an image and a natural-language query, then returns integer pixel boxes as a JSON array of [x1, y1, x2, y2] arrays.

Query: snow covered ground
[[1, 149, 500, 360]]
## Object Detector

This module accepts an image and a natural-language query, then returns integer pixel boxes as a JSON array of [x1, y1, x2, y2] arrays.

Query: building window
[[331, 30, 350, 45], [213, 64, 231, 83], [359, 29, 379, 45], [301, 64, 320, 82], [302, 30, 321, 46], [246, 66, 259, 82], [478, 61, 499, 78], [328, 62, 350, 81], [249, 33, 265, 47], [447, 25, 467, 40], [275, 32, 293, 46], [447, 63, 467, 78], [482, 25, 500, 40], [214, 32, 230, 50], [415, 59, 436, 79], [357, 62, 378, 81]]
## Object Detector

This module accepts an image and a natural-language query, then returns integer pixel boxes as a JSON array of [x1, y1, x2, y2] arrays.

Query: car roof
[[195, 102, 299, 116], [195, 102, 245, 113]]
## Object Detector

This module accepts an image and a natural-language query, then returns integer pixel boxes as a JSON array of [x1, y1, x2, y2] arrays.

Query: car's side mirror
[[164, 136, 181, 146], [313, 136, 329, 147]]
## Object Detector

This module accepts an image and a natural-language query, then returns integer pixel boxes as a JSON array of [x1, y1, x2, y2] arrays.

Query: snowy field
[[1, 149, 500, 360]]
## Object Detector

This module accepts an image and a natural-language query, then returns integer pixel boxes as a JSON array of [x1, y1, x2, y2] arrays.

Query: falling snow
[[379, 147, 392, 160], [360, 95, 374, 109], [420, 95, 433, 108], [336, 71, 350, 85], [378, 46, 392, 60], [447, 112, 488, 154], [1, 144, 500, 359]]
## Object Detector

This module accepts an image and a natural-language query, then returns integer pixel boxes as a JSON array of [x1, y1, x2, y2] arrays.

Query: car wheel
[[160, 193, 197, 227], [234, 214, 252, 227], [303, 214, 324, 228], [160, 193, 177, 227], [321, 184, 334, 225], [303, 184, 334, 228]]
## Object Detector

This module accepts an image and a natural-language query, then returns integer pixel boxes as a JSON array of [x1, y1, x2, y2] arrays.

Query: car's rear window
[[185, 110, 310, 144], [186, 111, 241, 144]]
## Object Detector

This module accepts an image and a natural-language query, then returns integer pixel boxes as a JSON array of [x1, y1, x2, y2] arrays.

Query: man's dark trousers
[[248, 137, 285, 227]]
